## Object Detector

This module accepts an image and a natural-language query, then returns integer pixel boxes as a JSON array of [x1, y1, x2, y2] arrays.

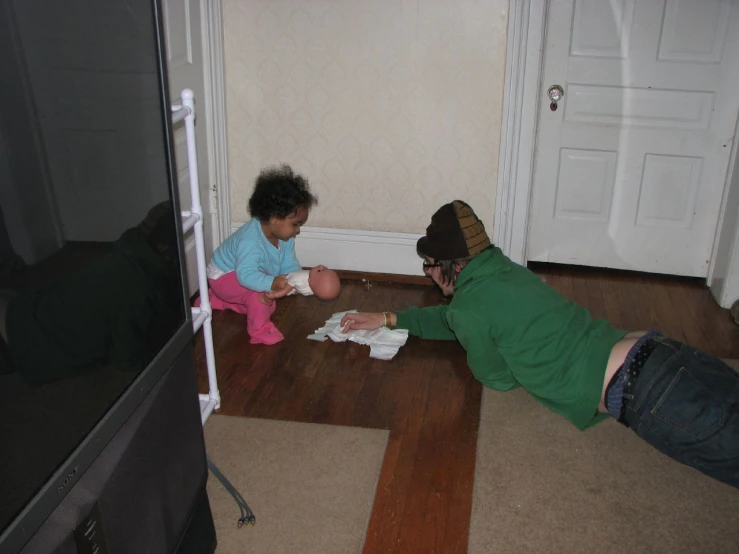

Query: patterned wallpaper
[[222, 0, 509, 234]]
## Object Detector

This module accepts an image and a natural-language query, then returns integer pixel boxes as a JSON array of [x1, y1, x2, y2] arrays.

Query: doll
[[286, 265, 341, 300]]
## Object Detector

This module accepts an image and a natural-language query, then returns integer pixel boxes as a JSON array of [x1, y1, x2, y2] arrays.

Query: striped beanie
[[416, 200, 491, 261]]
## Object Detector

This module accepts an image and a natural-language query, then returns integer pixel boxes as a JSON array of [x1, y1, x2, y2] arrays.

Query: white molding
[[230, 224, 426, 276], [493, 0, 547, 266], [201, 0, 231, 247], [708, 111, 739, 308]]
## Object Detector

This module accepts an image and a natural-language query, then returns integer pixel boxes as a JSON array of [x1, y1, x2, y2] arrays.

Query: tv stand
[[18, 344, 215, 554], [175, 489, 216, 554]]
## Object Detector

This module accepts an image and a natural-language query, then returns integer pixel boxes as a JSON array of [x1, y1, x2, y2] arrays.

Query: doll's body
[[286, 270, 313, 296], [287, 266, 340, 300]]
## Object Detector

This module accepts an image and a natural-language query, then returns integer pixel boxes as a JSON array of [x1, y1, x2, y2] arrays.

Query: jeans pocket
[[651, 366, 727, 441]]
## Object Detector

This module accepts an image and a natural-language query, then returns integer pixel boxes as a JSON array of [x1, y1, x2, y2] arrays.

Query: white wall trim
[[201, 0, 231, 247], [708, 110, 739, 308], [231, 224, 426, 276], [493, 0, 547, 266]]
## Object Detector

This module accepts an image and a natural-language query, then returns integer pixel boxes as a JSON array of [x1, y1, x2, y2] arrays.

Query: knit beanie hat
[[416, 200, 491, 261]]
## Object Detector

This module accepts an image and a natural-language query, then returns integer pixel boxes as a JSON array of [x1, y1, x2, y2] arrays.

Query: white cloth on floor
[[287, 270, 313, 296], [307, 310, 409, 360]]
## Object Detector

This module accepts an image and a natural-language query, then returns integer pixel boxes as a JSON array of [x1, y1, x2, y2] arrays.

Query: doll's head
[[308, 265, 340, 300]]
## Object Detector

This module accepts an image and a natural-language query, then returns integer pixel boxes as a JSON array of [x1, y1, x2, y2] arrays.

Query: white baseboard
[[230, 224, 425, 276]]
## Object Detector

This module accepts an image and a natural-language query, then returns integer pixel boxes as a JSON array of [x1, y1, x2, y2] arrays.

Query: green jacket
[[395, 247, 626, 429]]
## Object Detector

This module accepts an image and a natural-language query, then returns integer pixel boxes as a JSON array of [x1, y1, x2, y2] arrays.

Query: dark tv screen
[[0, 0, 189, 547]]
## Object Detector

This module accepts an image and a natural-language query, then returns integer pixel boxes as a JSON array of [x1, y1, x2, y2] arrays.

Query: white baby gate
[[171, 89, 220, 425]]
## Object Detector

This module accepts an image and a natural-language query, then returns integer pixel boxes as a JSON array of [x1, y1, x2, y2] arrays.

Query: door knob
[[547, 85, 564, 111]]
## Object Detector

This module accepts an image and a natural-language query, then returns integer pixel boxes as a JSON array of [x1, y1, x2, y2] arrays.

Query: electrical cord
[[207, 455, 256, 527]]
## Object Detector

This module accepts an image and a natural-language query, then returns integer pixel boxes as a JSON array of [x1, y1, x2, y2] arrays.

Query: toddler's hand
[[272, 274, 289, 291], [264, 284, 294, 302]]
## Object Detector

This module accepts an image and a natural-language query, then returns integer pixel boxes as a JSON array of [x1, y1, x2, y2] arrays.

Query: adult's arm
[[449, 310, 520, 390], [395, 305, 457, 340]]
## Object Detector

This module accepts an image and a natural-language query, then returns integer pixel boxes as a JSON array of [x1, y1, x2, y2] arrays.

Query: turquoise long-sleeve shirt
[[211, 219, 301, 292], [395, 247, 626, 430]]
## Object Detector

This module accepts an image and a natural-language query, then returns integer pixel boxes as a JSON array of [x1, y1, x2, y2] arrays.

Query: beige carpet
[[469, 360, 739, 554], [203, 415, 388, 554]]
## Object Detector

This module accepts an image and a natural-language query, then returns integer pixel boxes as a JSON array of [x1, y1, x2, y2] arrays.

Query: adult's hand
[[340, 311, 388, 333]]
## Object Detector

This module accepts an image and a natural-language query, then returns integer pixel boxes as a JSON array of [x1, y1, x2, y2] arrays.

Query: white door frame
[[494, 0, 739, 306], [200, 0, 231, 247], [493, 0, 548, 267]]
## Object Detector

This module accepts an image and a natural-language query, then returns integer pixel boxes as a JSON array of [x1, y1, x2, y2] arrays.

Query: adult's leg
[[621, 336, 739, 488]]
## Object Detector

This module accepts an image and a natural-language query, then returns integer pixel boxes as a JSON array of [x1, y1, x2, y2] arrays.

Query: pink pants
[[204, 271, 284, 345]]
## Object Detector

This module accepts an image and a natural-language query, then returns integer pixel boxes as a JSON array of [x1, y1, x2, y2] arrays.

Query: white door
[[527, 0, 739, 277], [162, 0, 215, 296]]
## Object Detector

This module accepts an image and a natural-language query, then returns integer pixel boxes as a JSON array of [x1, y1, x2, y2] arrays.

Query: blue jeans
[[620, 336, 739, 489]]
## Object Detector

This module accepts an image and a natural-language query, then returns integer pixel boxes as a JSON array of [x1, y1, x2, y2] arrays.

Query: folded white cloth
[[307, 310, 409, 360]]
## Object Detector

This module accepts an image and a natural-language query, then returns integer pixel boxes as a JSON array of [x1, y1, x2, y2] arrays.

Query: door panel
[[527, 0, 739, 277]]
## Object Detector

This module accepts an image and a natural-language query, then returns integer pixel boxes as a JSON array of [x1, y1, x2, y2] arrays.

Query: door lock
[[547, 85, 564, 111]]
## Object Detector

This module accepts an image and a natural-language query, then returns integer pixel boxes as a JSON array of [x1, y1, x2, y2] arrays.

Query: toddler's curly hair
[[248, 165, 318, 221]]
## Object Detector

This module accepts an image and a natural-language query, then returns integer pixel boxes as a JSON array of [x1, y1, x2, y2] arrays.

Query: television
[[0, 0, 215, 552]]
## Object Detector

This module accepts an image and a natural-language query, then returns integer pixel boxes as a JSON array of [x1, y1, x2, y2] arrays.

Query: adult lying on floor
[[341, 200, 739, 489]]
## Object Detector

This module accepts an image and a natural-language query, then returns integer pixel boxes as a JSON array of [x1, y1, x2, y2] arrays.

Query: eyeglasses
[[422, 261, 442, 271]]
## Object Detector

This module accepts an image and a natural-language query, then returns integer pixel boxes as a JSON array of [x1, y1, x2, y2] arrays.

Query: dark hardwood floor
[[192, 264, 739, 554]]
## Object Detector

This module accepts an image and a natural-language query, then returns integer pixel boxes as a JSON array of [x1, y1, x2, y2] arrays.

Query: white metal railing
[[171, 89, 220, 424]]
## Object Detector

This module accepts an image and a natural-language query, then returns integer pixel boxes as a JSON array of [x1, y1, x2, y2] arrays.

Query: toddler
[[203, 165, 318, 344]]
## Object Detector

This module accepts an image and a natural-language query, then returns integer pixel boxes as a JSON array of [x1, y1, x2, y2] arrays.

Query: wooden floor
[[193, 264, 739, 554]]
